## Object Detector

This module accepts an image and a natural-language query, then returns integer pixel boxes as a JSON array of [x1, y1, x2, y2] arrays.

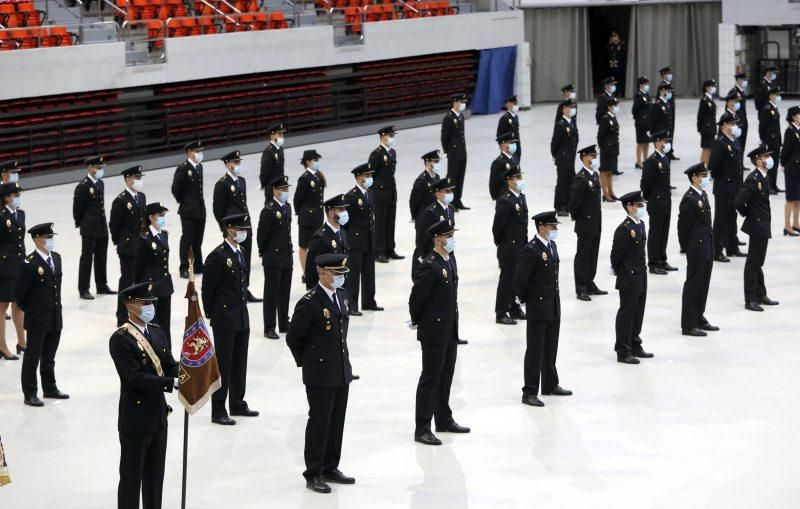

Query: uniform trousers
[[553, 163, 575, 211], [153, 297, 171, 347], [446, 156, 467, 205], [743, 236, 769, 303], [304, 385, 349, 480], [239, 235, 253, 288], [116, 256, 135, 326], [21, 329, 61, 396], [615, 291, 646, 355], [768, 166, 779, 190], [713, 193, 739, 255], [495, 255, 521, 317], [739, 124, 749, 165], [118, 430, 167, 509], [263, 266, 292, 331], [522, 319, 560, 396], [210, 326, 250, 418], [347, 251, 376, 311], [574, 234, 600, 293], [647, 209, 670, 267], [178, 216, 205, 273], [415, 341, 457, 433], [78, 235, 109, 292], [374, 191, 397, 256], [681, 259, 712, 329]]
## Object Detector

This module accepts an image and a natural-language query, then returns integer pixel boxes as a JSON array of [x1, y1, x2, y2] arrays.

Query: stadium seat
[[268, 11, 291, 29], [50, 26, 76, 46], [343, 7, 360, 34], [0, 4, 19, 28], [17, 3, 45, 27]]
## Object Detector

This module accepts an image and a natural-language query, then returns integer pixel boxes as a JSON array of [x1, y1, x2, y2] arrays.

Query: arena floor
[[1, 98, 799, 508]]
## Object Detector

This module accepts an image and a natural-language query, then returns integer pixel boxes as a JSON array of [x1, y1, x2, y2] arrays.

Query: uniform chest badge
[[541, 252, 547, 260], [274, 153, 279, 160], [331, 239, 337, 248], [661, 106, 666, 112], [508, 118, 513, 124], [37, 266, 44, 275], [343, 300, 349, 312], [506, 163, 510, 170], [188, 170, 193, 177], [230, 185, 236, 193], [442, 268, 448, 278], [772, 110, 776, 117], [728, 145, 732, 152], [698, 200, 703, 208], [358, 198, 363, 206], [384, 155, 388, 162], [89, 187, 95, 195], [276, 211, 282, 219], [566, 127, 571, 134], [151, 242, 157, 250], [515, 203, 520, 212], [439, 215, 445, 221], [5, 219, 9, 227], [453, 118, 458, 124], [609, 120, 614, 126], [226, 258, 233, 268], [658, 162, 663, 169], [588, 181, 594, 188], [757, 182, 763, 190], [323, 308, 330, 319], [310, 181, 316, 188], [127, 202, 132, 210], [631, 230, 637, 238]]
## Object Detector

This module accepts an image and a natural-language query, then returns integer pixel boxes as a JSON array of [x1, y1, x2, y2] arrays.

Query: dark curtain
[[472, 46, 518, 115], [524, 7, 594, 103]]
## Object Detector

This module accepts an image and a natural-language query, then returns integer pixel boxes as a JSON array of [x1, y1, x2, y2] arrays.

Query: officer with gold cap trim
[[133, 202, 174, 345], [492, 166, 527, 325], [412, 177, 456, 279], [171, 140, 206, 279], [489, 132, 520, 201], [0, 159, 21, 184], [305, 194, 350, 293], [409, 150, 442, 224], [259, 122, 286, 202], [551, 98, 579, 216], [0, 182, 26, 360], [368, 125, 404, 262], [496, 95, 521, 158]]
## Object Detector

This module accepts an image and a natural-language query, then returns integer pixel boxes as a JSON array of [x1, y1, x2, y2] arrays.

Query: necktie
[[12, 211, 16, 222], [236, 249, 244, 267], [46, 256, 54, 273], [331, 292, 340, 315], [143, 327, 151, 343], [197, 163, 202, 176], [159, 232, 166, 245]]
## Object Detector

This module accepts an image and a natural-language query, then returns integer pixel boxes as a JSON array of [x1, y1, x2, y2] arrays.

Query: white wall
[[722, 0, 800, 25], [0, 11, 524, 101]]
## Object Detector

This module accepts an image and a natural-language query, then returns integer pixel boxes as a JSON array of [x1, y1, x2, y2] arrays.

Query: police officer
[[758, 87, 783, 194], [781, 106, 800, 235], [515, 211, 572, 407], [754, 65, 778, 112], [610, 192, 653, 364], [551, 99, 578, 216], [640, 131, 676, 275], [650, 83, 674, 141], [286, 253, 356, 494], [492, 167, 528, 325], [595, 77, 616, 124], [489, 132, 520, 201], [729, 73, 750, 165], [259, 122, 286, 202], [554, 84, 578, 127], [257, 176, 293, 340], [133, 203, 174, 344], [201, 214, 259, 425], [213, 150, 260, 303], [659, 66, 678, 160], [632, 76, 652, 170], [678, 164, 719, 337], [709, 112, 746, 262], [569, 145, 607, 301], [697, 79, 718, 163], [598, 97, 621, 201], [109, 166, 147, 326], [0, 159, 21, 184], [496, 95, 521, 158], [720, 90, 741, 126], [109, 282, 179, 509], [16, 223, 68, 405], [606, 31, 626, 89], [0, 182, 25, 360], [344, 163, 383, 314], [409, 150, 442, 223], [735, 146, 779, 312], [305, 195, 349, 292], [171, 141, 206, 278], [409, 219, 470, 446], [294, 150, 326, 281], [73, 155, 115, 300], [412, 177, 456, 278], [441, 93, 469, 210], [368, 126, 403, 263]]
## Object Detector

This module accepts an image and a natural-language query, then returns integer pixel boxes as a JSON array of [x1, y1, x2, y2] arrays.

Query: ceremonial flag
[[177, 255, 221, 415], [0, 435, 10, 487]]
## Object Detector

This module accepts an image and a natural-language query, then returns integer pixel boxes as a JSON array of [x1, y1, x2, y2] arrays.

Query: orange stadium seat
[[268, 11, 290, 29]]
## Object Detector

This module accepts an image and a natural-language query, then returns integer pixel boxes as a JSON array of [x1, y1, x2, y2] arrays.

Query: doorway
[[588, 6, 631, 97]]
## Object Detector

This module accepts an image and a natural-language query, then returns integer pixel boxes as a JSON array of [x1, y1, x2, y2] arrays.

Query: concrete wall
[[0, 11, 524, 101], [721, 0, 800, 26]]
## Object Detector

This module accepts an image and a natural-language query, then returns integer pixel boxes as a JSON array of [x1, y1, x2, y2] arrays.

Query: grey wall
[[722, 0, 800, 25]]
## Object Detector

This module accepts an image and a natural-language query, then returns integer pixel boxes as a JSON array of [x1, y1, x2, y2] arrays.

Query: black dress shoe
[[376, 256, 389, 263], [16, 344, 25, 354], [617, 354, 640, 364], [247, 291, 262, 303], [635, 163, 643, 170], [363, 305, 384, 311], [699, 323, 719, 331], [301, 274, 306, 284], [542, 385, 572, 396], [649, 267, 668, 275], [97, 286, 117, 295], [632, 348, 654, 358], [231, 407, 259, 417], [521, 394, 544, 406], [79, 291, 95, 300], [456, 339, 468, 345], [556, 210, 569, 217], [306, 476, 332, 493], [351, 374, 360, 380], [670, 185, 677, 190], [758, 296, 779, 306], [322, 469, 355, 484], [435, 421, 470, 433], [612, 170, 624, 176], [510, 309, 527, 320], [669, 154, 680, 161], [714, 254, 730, 263], [588, 288, 608, 296], [211, 416, 237, 425], [745, 301, 764, 312], [576, 292, 591, 301], [783, 229, 799, 237], [179, 271, 189, 279], [264, 329, 279, 340], [457, 204, 470, 210], [793, 227, 800, 234], [728, 250, 747, 257], [0, 351, 19, 360], [414, 431, 442, 445], [774, 186, 784, 193], [349, 310, 363, 317], [43, 389, 70, 399], [278, 323, 290, 333], [389, 252, 405, 260], [602, 196, 616, 203], [662, 263, 678, 271], [682, 328, 707, 337], [769, 188, 778, 195], [24, 395, 44, 407], [496, 316, 517, 325]]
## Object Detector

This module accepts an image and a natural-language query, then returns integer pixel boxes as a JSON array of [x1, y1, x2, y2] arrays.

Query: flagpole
[[180, 249, 195, 509]]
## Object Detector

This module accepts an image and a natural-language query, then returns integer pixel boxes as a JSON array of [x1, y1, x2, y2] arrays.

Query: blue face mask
[[515, 180, 526, 193], [94, 168, 105, 179], [139, 304, 155, 323], [548, 229, 559, 241], [590, 158, 601, 171], [665, 73, 673, 82], [336, 211, 349, 226], [635, 207, 648, 221], [11, 197, 22, 208], [734, 102, 741, 111], [764, 157, 775, 170], [44, 238, 56, 252], [444, 237, 456, 253], [741, 80, 748, 88], [775, 96, 782, 104], [364, 177, 374, 188], [732, 126, 742, 138], [700, 176, 711, 190], [443, 192, 454, 204], [665, 92, 673, 101], [232, 165, 242, 176], [612, 105, 620, 114], [642, 85, 650, 93], [662, 142, 672, 154], [279, 191, 290, 202], [311, 161, 321, 171], [609, 85, 617, 94], [569, 108, 577, 118], [156, 216, 166, 229], [387, 137, 396, 147], [432, 163, 442, 174], [8, 173, 19, 183], [771, 73, 777, 81], [508, 143, 518, 154], [333, 274, 346, 289]]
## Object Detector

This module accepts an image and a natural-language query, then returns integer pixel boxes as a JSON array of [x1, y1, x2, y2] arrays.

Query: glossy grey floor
[[1, 98, 799, 509]]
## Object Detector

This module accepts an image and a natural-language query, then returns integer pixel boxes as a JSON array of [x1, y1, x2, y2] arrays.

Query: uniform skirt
[[600, 153, 618, 174], [786, 175, 800, 201], [700, 133, 715, 149], [0, 275, 17, 302], [635, 123, 650, 144], [298, 225, 316, 248]]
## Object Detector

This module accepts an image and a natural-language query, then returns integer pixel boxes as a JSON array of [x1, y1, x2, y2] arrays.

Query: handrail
[[396, 0, 418, 13], [215, 0, 243, 15], [100, 0, 127, 16], [199, 0, 238, 25]]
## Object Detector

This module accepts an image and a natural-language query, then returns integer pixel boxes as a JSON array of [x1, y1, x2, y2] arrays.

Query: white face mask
[[275, 137, 284, 147], [131, 179, 143, 191], [387, 137, 396, 147], [232, 165, 242, 176], [458, 102, 466, 112], [547, 229, 559, 242], [569, 91, 577, 100], [234, 230, 248, 243], [662, 142, 672, 154], [8, 173, 19, 183], [44, 238, 56, 252], [569, 108, 577, 118], [609, 85, 617, 94], [336, 211, 349, 226], [444, 237, 456, 253], [731, 125, 742, 138], [194, 151, 204, 164], [332, 274, 346, 289], [642, 85, 650, 93], [511, 104, 520, 113], [612, 106, 620, 114], [635, 207, 648, 221], [432, 163, 442, 174], [709, 87, 717, 95]]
